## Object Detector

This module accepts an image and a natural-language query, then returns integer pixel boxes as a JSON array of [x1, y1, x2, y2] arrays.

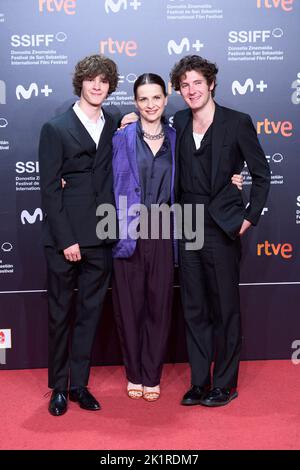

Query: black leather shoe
[[69, 387, 101, 411], [48, 390, 68, 416], [181, 385, 210, 406], [200, 387, 238, 407]]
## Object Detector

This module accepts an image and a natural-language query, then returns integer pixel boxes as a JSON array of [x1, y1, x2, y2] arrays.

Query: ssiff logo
[[257, 0, 294, 11], [0, 330, 12, 349], [11, 33, 67, 47], [105, 0, 142, 13], [39, 0, 76, 14], [229, 28, 283, 43]]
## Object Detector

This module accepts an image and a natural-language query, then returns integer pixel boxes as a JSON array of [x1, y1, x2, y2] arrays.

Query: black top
[[136, 120, 172, 209], [179, 118, 212, 196]]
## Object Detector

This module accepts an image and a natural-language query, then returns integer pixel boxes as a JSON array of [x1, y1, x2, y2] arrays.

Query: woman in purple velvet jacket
[[112, 74, 176, 401], [112, 74, 243, 402]]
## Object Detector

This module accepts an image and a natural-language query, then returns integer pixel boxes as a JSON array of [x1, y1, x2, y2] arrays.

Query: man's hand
[[63, 243, 81, 262], [239, 219, 252, 236], [120, 112, 138, 129], [231, 174, 243, 191]]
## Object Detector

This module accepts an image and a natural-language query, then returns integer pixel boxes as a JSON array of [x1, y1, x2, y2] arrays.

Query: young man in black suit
[[39, 55, 119, 416], [170, 55, 270, 407]]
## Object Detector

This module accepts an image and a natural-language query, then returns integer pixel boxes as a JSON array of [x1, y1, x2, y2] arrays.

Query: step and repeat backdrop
[[0, 0, 299, 368]]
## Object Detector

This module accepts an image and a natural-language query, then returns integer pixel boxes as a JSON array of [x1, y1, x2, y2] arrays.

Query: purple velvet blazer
[[112, 121, 176, 258]]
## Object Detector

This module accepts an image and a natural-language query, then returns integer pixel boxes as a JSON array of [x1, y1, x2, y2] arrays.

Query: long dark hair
[[133, 73, 167, 99]]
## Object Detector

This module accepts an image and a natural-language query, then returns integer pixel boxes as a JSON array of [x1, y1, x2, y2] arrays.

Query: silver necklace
[[142, 128, 165, 140]]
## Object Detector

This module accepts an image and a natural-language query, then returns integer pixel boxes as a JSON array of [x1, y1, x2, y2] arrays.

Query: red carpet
[[0, 361, 299, 450]]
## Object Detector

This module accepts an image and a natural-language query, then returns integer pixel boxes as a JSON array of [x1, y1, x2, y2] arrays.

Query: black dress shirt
[[136, 120, 172, 209], [179, 119, 212, 196]]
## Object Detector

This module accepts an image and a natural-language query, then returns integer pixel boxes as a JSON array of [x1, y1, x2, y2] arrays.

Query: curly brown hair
[[72, 54, 119, 97], [170, 55, 218, 97]]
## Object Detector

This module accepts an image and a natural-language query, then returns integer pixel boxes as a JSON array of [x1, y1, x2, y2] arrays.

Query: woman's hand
[[119, 112, 139, 129]]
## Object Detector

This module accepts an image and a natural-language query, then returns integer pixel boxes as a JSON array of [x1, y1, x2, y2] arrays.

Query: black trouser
[[45, 245, 112, 391], [112, 237, 174, 387], [179, 196, 242, 389]]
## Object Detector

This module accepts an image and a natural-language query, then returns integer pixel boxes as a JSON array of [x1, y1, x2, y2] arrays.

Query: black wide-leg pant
[[179, 199, 242, 389], [45, 245, 112, 391], [112, 237, 174, 387]]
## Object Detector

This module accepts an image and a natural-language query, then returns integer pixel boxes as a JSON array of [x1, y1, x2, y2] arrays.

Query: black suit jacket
[[173, 103, 271, 239], [39, 106, 119, 250]]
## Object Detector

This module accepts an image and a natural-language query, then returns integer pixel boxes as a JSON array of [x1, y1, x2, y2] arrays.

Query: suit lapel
[[211, 103, 227, 191], [97, 110, 113, 150], [177, 108, 192, 142], [175, 109, 192, 198], [93, 110, 116, 168], [66, 107, 97, 155]]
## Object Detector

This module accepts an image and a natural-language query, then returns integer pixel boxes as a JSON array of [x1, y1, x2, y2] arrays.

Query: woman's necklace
[[142, 127, 165, 140]]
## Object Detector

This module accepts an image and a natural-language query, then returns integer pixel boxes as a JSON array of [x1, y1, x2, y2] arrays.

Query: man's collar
[[73, 101, 104, 125]]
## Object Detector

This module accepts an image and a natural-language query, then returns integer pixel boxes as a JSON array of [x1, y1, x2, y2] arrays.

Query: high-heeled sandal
[[143, 385, 160, 402], [127, 382, 143, 399]]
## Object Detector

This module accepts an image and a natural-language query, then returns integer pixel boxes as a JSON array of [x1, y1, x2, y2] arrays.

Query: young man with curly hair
[[170, 55, 270, 407], [39, 55, 119, 416]]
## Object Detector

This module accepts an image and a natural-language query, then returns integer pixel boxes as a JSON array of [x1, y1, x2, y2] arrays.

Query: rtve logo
[[256, 119, 293, 137], [228, 28, 283, 43], [257, 241, 293, 259], [105, 0, 142, 13], [232, 78, 268, 95], [167, 38, 204, 55], [21, 209, 43, 225], [257, 0, 294, 11], [39, 0, 76, 15], [100, 38, 137, 57]]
